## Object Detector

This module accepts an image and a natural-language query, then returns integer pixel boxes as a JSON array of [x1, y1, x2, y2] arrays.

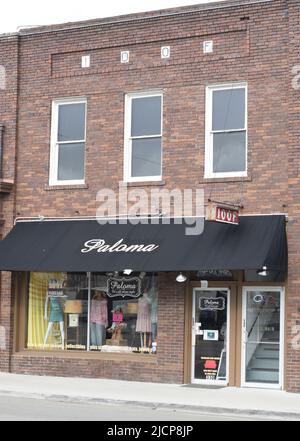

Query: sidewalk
[[0, 373, 300, 420]]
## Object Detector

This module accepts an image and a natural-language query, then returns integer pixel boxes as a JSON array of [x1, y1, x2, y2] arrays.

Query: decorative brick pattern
[[51, 28, 249, 79]]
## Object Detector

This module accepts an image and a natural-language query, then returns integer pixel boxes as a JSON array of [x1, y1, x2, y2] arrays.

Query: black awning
[[0, 215, 287, 273]]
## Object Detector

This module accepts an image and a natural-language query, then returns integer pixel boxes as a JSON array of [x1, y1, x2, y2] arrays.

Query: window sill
[[126, 180, 166, 188], [13, 349, 158, 363], [198, 175, 252, 184], [44, 183, 89, 191]]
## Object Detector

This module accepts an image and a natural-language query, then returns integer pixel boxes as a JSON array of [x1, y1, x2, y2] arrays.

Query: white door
[[242, 287, 284, 389], [192, 288, 230, 385]]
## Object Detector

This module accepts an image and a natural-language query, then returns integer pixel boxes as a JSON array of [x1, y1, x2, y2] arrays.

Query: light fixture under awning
[[0, 215, 287, 273]]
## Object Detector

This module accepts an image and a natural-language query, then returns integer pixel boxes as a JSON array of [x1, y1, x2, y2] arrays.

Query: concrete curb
[[0, 389, 299, 420]]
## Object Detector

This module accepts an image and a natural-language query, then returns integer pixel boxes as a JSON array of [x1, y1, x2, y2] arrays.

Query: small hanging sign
[[107, 277, 141, 299], [199, 297, 225, 311], [47, 277, 66, 298], [198, 270, 233, 280], [206, 204, 240, 225]]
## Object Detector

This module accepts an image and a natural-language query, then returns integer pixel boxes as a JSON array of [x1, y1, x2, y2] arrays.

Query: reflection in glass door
[[192, 289, 229, 384], [242, 288, 284, 388]]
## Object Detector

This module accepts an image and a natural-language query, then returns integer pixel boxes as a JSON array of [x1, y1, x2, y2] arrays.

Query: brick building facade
[[0, 0, 299, 391]]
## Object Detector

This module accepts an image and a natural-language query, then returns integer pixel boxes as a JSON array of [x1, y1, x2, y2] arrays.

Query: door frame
[[241, 286, 285, 390], [191, 287, 231, 385]]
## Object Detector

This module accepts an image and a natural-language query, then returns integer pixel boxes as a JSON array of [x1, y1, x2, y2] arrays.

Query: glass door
[[192, 289, 230, 384], [242, 288, 284, 389]]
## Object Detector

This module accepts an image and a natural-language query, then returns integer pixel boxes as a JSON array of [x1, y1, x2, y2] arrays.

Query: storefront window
[[26, 272, 158, 355], [27, 272, 88, 351]]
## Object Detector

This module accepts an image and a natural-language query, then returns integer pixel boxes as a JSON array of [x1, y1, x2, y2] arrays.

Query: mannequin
[[44, 296, 65, 350], [90, 291, 108, 348], [107, 306, 127, 345], [136, 293, 151, 349]]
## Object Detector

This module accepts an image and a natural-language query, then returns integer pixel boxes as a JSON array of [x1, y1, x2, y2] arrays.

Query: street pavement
[[0, 373, 300, 421], [0, 395, 279, 421]]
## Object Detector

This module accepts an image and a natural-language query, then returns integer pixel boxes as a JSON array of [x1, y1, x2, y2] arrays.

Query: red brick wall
[[15, 1, 289, 218], [286, 0, 300, 393], [0, 35, 19, 372], [1, 0, 300, 390]]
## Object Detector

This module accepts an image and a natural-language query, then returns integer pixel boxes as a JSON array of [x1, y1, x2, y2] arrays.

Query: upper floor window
[[50, 98, 86, 186], [124, 92, 163, 182], [205, 83, 247, 178]]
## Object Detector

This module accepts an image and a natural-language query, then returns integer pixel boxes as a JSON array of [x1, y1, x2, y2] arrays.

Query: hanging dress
[[136, 296, 151, 333]]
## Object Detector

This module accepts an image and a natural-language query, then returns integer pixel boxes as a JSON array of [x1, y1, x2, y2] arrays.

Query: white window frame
[[49, 97, 87, 186], [205, 82, 248, 179], [124, 91, 163, 183]]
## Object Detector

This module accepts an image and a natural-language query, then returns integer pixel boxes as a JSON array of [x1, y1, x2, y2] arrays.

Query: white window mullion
[[130, 134, 162, 140], [57, 140, 86, 145], [212, 128, 246, 134]]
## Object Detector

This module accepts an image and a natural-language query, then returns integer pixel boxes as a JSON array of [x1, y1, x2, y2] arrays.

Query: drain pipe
[[0, 124, 3, 180]]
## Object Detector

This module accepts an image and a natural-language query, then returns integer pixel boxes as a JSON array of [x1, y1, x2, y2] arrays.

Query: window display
[[90, 272, 158, 354], [27, 272, 88, 351], [26, 272, 158, 354]]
